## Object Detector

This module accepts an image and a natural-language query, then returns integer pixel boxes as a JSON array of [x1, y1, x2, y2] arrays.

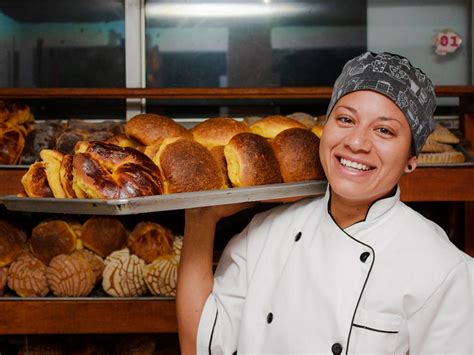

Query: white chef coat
[[197, 186, 474, 355]]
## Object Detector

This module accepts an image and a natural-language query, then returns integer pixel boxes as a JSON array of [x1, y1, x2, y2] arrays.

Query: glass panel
[[0, 0, 125, 88], [145, 0, 367, 88]]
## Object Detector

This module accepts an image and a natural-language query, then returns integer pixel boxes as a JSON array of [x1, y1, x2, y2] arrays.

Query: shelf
[[0, 298, 177, 334], [0, 85, 473, 100]]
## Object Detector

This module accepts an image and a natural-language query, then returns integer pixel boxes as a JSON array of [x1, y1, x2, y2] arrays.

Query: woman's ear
[[404, 155, 417, 174]]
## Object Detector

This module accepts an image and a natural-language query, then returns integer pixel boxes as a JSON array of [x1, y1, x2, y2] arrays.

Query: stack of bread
[[19, 112, 325, 199], [0, 101, 35, 164], [418, 124, 465, 164]]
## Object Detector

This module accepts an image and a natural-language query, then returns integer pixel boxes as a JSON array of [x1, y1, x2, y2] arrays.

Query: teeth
[[340, 158, 370, 171]]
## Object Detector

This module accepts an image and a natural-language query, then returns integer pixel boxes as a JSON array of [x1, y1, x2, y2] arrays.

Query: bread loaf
[[249, 115, 307, 139], [81, 216, 127, 258], [191, 117, 249, 148], [271, 128, 325, 182], [21, 161, 54, 198], [125, 113, 192, 145], [0, 220, 27, 267], [224, 132, 282, 187], [144, 254, 180, 296], [153, 137, 227, 194], [127, 221, 174, 263], [102, 248, 147, 297], [8, 253, 49, 297]]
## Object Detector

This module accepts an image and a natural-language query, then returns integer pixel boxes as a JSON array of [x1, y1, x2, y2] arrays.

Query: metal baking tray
[[0, 180, 327, 215]]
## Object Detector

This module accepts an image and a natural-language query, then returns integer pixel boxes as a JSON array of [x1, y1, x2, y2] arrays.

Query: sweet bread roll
[[153, 137, 227, 194], [73, 141, 163, 199], [30, 220, 78, 265], [0, 220, 27, 267], [81, 216, 127, 258], [191, 117, 249, 148], [0, 123, 25, 164], [59, 154, 82, 198], [7, 103, 34, 125], [75, 249, 104, 283], [144, 254, 180, 296], [46, 252, 96, 297], [287, 112, 317, 128], [40, 149, 66, 198], [311, 124, 324, 138], [19, 120, 64, 165], [56, 128, 89, 155], [102, 248, 147, 297], [249, 115, 307, 139], [224, 132, 282, 187], [105, 134, 140, 149], [127, 221, 173, 263], [0, 267, 8, 295], [209, 145, 231, 187], [8, 253, 49, 297], [21, 161, 54, 198], [125, 113, 192, 145], [271, 128, 325, 183]]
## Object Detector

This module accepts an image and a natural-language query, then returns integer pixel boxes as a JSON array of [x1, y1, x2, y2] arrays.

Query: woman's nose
[[344, 128, 371, 152]]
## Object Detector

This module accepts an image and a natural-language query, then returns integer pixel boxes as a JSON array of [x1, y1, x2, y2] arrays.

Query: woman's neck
[[329, 192, 371, 229]]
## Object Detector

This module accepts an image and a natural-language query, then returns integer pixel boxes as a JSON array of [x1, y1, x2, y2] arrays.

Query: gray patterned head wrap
[[326, 52, 436, 156]]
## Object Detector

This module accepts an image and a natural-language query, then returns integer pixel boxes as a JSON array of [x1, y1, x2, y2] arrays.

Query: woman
[[177, 52, 474, 354]]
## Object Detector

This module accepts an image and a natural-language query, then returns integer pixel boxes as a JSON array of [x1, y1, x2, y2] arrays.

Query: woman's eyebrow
[[335, 105, 357, 114], [377, 116, 402, 127]]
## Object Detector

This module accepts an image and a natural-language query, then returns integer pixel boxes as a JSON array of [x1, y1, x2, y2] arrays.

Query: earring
[[407, 164, 413, 171]]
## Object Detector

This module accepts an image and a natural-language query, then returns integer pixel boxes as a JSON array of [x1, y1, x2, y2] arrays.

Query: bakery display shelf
[[417, 144, 474, 167], [0, 180, 327, 215]]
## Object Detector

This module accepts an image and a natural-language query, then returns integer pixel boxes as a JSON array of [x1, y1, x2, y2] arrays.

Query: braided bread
[[73, 141, 163, 199]]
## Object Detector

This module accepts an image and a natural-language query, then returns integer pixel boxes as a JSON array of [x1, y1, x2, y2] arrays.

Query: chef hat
[[326, 52, 436, 156]]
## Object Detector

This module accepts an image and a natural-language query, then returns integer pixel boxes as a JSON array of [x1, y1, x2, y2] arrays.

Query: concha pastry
[[47, 252, 96, 297], [127, 221, 173, 263], [8, 253, 49, 297], [74, 249, 104, 283], [172, 235, 183, 256], [0, 219, 27, 267], [144, 254, 180, 296], [102, 248, 147, 297], [0, 267, 8, 296]]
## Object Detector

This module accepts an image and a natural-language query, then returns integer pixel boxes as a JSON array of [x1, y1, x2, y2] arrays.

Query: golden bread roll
[[153, 137, 227, 194], [74, 249, 104, 283], [73, 141, 163, 199], [81, 216, 127, 258], [191, 117, 249, 148], [0, 123, 25, 164], [8, 253, 49, 297], [21, 161, 54, 198], [249, 115, 307, 139], [311, 124, 324, 138], [102, 248, 147, 297], [144, 254, 180, 296], [46, 252, 96, 297], [125, 113, 192, 145], [224, 132, 282, 187], [0, 220, 27, 267], [30, 220, 78, 265], [209, 145, 231, 187], [127, 221, 174, 263], [271, 128, 325, 183], [40, 149, 66, 198], [0, 267, 8, 295]]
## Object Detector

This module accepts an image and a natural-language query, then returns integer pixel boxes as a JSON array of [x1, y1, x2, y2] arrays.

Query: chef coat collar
[[324, 184, 400, 230]]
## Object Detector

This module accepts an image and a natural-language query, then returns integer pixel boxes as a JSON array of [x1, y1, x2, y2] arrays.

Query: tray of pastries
[[1, 112, 327, 214]]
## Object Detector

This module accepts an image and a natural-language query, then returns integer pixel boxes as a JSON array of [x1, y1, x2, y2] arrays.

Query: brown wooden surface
[[0, 168, 26, 196], [399, 167, 474, 202], [0, 299, 177, 334], [0, 85, 473, 99]]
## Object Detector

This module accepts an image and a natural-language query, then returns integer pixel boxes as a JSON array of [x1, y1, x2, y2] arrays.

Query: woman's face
[[320, 90, 415, 205]]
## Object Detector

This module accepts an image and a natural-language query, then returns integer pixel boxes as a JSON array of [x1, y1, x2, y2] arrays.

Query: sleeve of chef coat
[[407, 257, 474, 355], [196, 221, 251, 355]]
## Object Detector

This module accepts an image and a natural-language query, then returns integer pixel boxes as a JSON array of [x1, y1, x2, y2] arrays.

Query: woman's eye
[[377, 127, 394, 136], [337, 116, 353, 124]]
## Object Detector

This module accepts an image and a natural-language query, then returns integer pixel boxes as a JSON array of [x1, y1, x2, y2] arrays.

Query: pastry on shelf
[[419, 124, 465, 164], [144, 253, 180, 296], [127, 221, 174, 263], [191, 117, 249, 148], [0, 123, 25, 164], [46, 252, 96, 297], [81, 216, 127, 258], [19, 120, 65, 165], [0, 267, 8, 296], [105, 133, 141, 149], [125, 113, 192, 146], [8, 252, 49, 297], [249, 115, 307, 139], [172, 235, 183, 256], [75, 249, 104, 283], [59, 154, 85, 198], [224, 132, 282, 187], [271, 128, 325, 183], [0, 219, 27, 267], [152, 137, 226, 193], [417, 151, 465, 164], [208, 145, 232, 187], [428, 123, 460, 144], [73, 141, 163, 198], [30, 220, 78, 265], [40, 149, 67, 198], [20, 161, 54, 198], [311, 124, 324, 138], [286, 112, 318, 128], [102, 248, 147, 297]]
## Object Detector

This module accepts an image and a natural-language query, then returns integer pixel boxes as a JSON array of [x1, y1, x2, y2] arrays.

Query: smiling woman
[[177, 52, 474, 355]]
